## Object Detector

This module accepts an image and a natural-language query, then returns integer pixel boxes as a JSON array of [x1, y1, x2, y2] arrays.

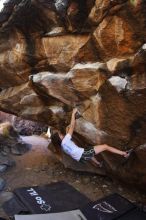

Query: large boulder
[[0, 122, 30, 173], [0, 0, 146, 190], [0, 111, 48, 135]]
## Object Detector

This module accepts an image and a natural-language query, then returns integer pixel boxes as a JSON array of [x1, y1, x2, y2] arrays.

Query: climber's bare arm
[[68, 108, 78, 136], [66, 125, 70, 134]]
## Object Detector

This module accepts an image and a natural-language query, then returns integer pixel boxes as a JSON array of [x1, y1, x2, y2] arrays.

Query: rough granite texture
[[0, 0, 146, 190]]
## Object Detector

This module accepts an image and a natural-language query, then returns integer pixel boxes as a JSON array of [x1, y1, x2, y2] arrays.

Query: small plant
[[130, 0, 138, 6], [0, 122, 11, 137], [0, 122, 18, 138], [2, 126, 9, 137]]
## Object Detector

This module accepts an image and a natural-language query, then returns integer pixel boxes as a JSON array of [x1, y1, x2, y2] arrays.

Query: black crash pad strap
[[3, 196, 29, 216]]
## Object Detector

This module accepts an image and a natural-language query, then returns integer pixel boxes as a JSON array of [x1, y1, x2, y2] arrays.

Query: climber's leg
[[91, 157, 102, 167], [94, 144, 128, 157]]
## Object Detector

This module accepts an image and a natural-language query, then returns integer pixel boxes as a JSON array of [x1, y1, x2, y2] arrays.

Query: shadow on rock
[[0, 122, 31, 173]]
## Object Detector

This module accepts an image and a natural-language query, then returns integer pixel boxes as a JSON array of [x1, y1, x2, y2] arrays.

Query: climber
[[51, 108, 130, 167]]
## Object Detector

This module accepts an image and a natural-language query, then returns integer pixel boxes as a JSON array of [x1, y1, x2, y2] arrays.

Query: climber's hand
[[72, 108, 78, 115]]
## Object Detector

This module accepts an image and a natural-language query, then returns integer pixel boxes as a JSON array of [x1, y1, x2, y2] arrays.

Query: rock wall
[[0, 0, 146, 190], [0, 122, 30, 175], [0, 111, 48, 135]]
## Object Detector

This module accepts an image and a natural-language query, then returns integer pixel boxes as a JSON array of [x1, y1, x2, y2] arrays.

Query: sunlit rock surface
[[0, 0, 146, 190]]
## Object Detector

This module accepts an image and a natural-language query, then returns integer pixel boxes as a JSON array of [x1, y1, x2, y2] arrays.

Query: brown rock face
[[0, 0, 146, 190]]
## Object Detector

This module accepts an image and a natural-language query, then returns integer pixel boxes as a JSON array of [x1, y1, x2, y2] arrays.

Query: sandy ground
[[0, 135, 146, 219]]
